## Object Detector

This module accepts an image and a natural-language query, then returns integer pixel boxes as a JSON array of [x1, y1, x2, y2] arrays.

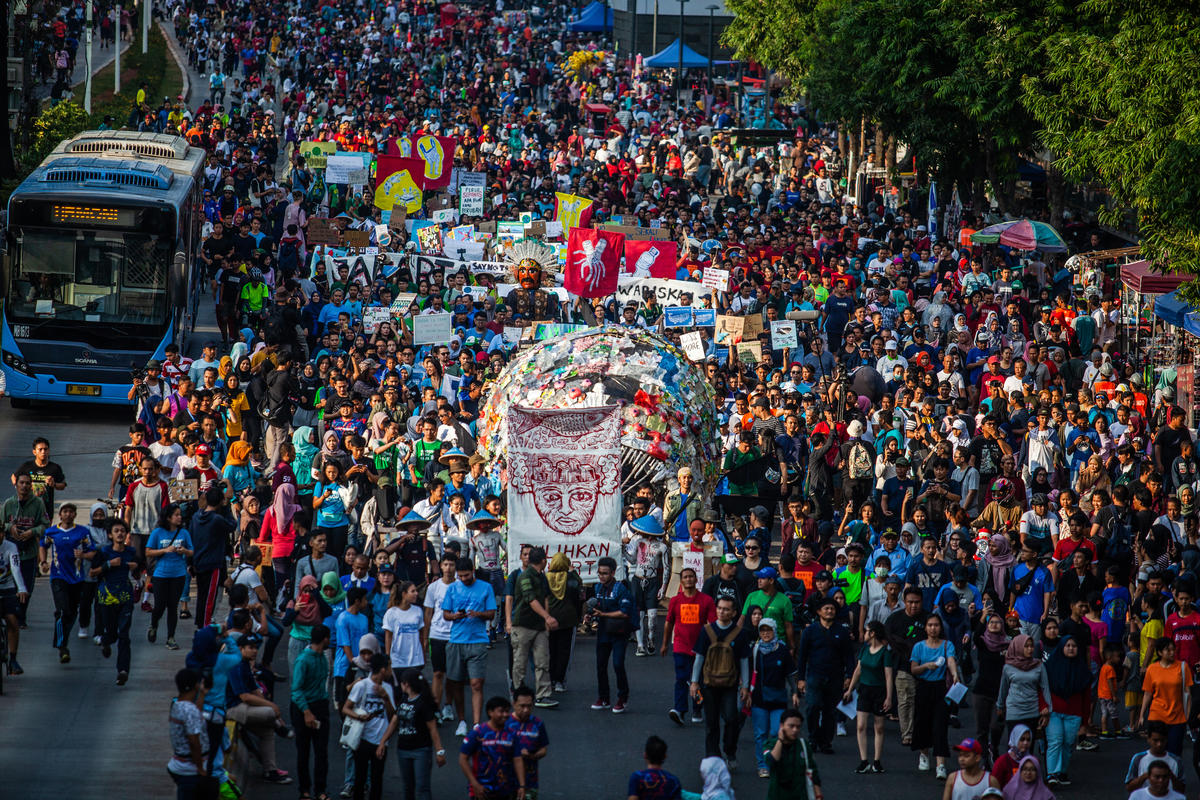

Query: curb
[[157, 21, 190, 103]]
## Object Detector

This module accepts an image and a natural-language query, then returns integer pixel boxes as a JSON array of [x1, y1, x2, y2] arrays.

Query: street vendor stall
[[1119, 259, 1189, 371]]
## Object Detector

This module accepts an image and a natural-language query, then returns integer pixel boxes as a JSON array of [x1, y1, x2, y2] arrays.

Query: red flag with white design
[[623, 239, 678, 279], [409, 134, 458, 189], [565, 228, 625, 298]]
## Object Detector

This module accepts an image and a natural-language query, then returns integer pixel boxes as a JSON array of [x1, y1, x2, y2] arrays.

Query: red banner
[[623, 239, 678, 279], [375, 155, 427, 190], [411, 134, 458, 189], [565, 228, 625, 298]]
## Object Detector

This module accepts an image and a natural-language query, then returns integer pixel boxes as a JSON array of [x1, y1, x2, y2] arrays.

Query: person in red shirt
[[661, 567, 716, 726], [1165, 583, 1200, 677]]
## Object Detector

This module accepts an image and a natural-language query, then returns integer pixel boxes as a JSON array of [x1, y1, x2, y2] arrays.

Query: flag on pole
[[927, 181, 939, 241], [554, 193, 594, 236], [565, 228, 624, 298], [623, 239, 678, 279]]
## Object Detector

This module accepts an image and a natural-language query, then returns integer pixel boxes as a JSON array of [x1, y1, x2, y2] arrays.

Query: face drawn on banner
[[507, 407, 621, 535]]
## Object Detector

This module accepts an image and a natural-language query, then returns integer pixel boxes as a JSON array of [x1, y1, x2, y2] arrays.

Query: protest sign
[[737, 341, 763, 364], [680, 331, 706, 362], [412, 313, 453, 345], [715, 315, 744, 345], [702, 267, 730, 291], [432, 208, 457, 225], [306, 218, 341, 246], [663, 306, 694, 328], [503, 326, 524, 345], [741, 313, 765, 342], [614, 278, 712, 308], [692, 308, 716, 327], [362, 306, 391, 333], [168, 477, 199, 503], [298, 141, 336, 169], [458, 171, 486, 216], [324, 154, 362, 184], [770, 320, 799, 351], [506, 406, 623, 582]]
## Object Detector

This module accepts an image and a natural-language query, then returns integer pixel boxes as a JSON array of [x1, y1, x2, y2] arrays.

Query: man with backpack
[[840, 420, 875, 511], [690, 595, 753, 766], [796, 595, 854, 754], [1093, 484, 1136, 584], [263, 351, 298, 471]]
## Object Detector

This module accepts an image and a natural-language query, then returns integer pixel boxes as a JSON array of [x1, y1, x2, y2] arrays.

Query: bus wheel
[[10, 398, 31, 410]]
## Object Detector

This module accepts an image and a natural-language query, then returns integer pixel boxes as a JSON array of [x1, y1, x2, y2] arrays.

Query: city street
[[0, 403, 1146, 799]]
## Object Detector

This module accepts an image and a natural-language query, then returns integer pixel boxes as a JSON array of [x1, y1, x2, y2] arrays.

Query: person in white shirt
[[422, 555, 458, 722]]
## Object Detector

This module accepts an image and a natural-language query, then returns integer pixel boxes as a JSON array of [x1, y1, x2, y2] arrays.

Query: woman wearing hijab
[[222, 440, 259, 506], [1002, 755, 1055, 800], [991, 724, 1032, 788], [313, 460, 357, 560], [293, 362, 322, 430], [1043, 635, 1090, 786], [982, 533, 1018, 607], [997, 634, 1052, 764], [291, 426, 320, 501], [545, 551, 583, 693], [973, 613, 1011, 765], [680, 755, 735, 800], [262, 482, 303, 606], [218, 372, 250, 440]]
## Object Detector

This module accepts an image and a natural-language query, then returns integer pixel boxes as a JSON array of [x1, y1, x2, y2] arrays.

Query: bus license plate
[[66, 384, 101, 397]]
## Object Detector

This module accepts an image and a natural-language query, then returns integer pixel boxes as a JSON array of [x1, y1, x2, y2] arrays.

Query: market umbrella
[[970, 219, 1068, 252]]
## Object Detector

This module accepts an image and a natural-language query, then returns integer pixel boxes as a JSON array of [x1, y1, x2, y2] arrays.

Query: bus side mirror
[[170, 251, 187, 308]]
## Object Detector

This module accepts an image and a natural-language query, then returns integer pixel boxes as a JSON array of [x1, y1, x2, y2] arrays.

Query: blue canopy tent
[[642, 39, 710, 69], [567, 1, 613, 32], [1154, 290, 1200, 338]]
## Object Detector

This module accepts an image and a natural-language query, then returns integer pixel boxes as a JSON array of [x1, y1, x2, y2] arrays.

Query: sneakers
[[8, 657, 22, 675], [440, 704, 455, 723], [936, 764, 948, 780], [1056, 774, 1072, 787], [757, 767, 770, 778], [1046, 775, 1061, 788], [77, 626, 89, 639], [553, 681, 567, 693], [165, 638, 180, 651], [948, 714, 962, 728], [147, 626, 157, 644], [612, 701, 628, 714], [455, 720, 468, 738], [116, 670, 128, 685], [274, 720, 295, 739], [836, 722, 847, 736], [918, 753, 930, 771], [338, 787, 352, 798], [1076, 737, 1098, 751], [102, 642, 112, 659], [534, 698, 559, 709], [140, 599, 153, 613], [872, 760, 885, 774], [635, 645, 648, 657], [690, 713, 704, 723], [59, 648, 70, 664], [669, 709, 684, 727], [179, 608, 192, 619], [854, 759, 871, 774], [590, 699, 612, 710], [262, 770, 292, 785], [92, 635, 102, 646]]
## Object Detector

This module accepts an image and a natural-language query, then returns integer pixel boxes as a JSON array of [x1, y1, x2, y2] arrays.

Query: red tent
[[1120, 260, 1189, 294]]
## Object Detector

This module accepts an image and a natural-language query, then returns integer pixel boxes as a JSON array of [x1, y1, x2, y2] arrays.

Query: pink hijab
[[1003, 755, 1055, 800], [272, 482, 302, 534]]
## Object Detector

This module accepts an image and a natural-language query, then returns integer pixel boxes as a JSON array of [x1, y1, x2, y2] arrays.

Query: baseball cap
[[195, 443, 212, 456], [722, 554, 740, 565], [987, 355, 1000, 365], [377, 563, 395, 574], [236, 633, 263, 648], [885, 574, 903, 585], [145, 359, 162, 369], [953, 738, 983, 754], [815, 569, 833, 582], [885, 339, 898, 350], [754, 566, 779, 580], [980, 789, 1004, 799]]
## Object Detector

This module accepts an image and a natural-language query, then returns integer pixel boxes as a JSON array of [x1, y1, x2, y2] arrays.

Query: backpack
[[1104, 505, 1134, 561], [848, 441, 873, 480], [701, 622, 743, 688], [278, 239, 300, 278]]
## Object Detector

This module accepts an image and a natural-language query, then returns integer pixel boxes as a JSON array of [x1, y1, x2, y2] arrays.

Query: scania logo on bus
[[75, 350, 98, 365]]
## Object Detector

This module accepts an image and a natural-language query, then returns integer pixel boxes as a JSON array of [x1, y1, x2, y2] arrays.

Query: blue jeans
[[1046, 712, 1081, 776], [596, 636, 629, 703], [396, 746, 432, 800], [805, 673, 839, 748], [672, 653, 697, 715], [753, 707, 785, 770]]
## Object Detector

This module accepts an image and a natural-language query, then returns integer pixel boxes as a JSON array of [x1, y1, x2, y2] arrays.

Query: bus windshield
[[8, 228, 172, 325]]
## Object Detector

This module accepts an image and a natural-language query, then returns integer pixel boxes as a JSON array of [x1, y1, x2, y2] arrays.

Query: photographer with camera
[[127, 360, 168, 424]]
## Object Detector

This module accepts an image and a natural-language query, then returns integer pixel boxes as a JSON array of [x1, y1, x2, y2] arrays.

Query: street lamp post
[[84, 0, 93, 112], [706, 5, 717, 93], [676, 0, 683, 109], [114, 3, 120, 95]]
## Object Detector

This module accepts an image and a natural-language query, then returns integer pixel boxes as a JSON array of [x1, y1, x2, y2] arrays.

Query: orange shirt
[[1142, 659, 1193, 724], [1098, 662, 1117, 700]]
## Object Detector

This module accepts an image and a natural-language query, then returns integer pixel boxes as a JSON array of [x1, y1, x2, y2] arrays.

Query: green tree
[[1023, 0, 1200, 298]]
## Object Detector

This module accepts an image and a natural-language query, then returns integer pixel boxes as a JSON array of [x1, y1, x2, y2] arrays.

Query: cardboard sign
[[663, 306, 694, 328], [715, 315, 744, 345], [680, 331, 706, 362], [737, 341, 763, 364], [598, 223, 673, 241], [741, 313, 765, 342], [412, 313, 453, 345], [306, 218, 341, 246], [702, 267, 730, 291], [503, 326, 523, 345], [770, 319, 799, 350], [168, 477, 199, 503], [344, 230, 370, 248]]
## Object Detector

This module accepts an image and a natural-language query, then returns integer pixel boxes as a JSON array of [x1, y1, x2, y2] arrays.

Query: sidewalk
[[32, 35, 130, 105]]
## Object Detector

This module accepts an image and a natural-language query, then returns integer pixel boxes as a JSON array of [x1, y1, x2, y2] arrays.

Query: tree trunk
[[873, 124, 885, 163], [1046, 156, 1066, 231], [884, 134, 897, 187], [0, 4, 17, 179]]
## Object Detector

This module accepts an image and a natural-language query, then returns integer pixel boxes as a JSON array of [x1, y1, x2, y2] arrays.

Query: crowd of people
[[1, 0, 1195, 800]]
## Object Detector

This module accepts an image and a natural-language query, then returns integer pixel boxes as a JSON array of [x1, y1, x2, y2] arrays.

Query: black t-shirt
[[968, 435, 1003, 481], [15, 459, 65, 511], [203, 234, 233, 265], [702, 574, 744, 611], [393, 692, 435, 750], [217, 269, 246, 312], [1155, 426, 1191, 472]]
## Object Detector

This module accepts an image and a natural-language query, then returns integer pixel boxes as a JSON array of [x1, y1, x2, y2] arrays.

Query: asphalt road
[[0, 397, 1153, 800]]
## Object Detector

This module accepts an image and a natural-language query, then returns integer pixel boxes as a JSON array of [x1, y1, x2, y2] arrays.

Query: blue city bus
[[1, 131, 205, 406]]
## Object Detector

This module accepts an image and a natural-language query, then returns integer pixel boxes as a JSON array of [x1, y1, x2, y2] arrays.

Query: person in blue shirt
[[208, 608, 255, 783], [442, 558, 498, 734], [506, 686, 550, 796], [627, 735, 683, 800], [90, 517, 138, 683], [1009, 543, 1054, 639], [459, 695, 524, 799], [591, 556, 636, 712], [909, 613, 960, 778], [226, 633, 291, 784], [145, 503, 194, 650], [313, 461, 355, 560], [335, 587, 370, 694], [868, 528, 912, 577], [39, 503, 94, 659]]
